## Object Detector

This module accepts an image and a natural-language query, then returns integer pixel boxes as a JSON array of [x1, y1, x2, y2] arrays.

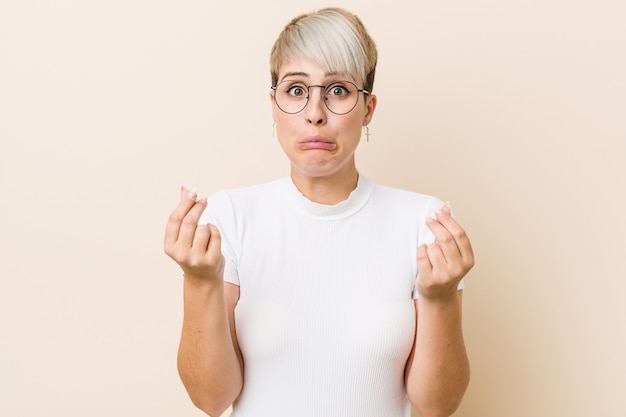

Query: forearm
[[405, 292, 469, 417], [178, 276, 243, 417]]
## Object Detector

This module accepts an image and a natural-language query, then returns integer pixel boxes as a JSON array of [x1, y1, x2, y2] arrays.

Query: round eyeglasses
[[271, 80, 369, 115]]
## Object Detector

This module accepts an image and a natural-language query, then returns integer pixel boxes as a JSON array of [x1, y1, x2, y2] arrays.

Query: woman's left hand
[[416, 202, 474, 301]]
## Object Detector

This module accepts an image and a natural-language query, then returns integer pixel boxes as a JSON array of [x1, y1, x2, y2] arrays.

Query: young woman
[[165, 7, 474, 417]]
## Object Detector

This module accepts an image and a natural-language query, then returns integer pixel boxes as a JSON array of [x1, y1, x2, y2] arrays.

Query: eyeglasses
[[271, 80, 369, 115]]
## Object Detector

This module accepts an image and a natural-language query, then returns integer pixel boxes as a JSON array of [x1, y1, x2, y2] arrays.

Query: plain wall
[[1, 1, 624, 416]]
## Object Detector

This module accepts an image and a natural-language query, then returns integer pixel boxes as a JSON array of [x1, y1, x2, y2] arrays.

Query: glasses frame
[[271, 80, 370, 115]]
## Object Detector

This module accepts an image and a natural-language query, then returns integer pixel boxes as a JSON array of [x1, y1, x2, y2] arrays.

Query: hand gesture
[[164, 187, 225, 281], [416, 202, 474, 301]]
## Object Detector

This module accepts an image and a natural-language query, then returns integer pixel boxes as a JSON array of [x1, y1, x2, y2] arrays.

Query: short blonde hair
[[270, 7, 378, 92]]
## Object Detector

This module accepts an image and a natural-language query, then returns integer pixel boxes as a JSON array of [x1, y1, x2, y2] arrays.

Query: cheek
[[341, 115, 366, 138], [274, 118, 295, 149], [274, 110, 301, 132], [274, 115, 290, 137]]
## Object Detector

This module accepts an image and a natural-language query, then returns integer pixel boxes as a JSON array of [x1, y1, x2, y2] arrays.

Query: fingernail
[[186, 188, 198, 201], [436, 202, 451, 216]]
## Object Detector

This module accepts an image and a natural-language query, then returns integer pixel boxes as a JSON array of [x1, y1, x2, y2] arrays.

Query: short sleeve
[[198, 191, 240, 286]]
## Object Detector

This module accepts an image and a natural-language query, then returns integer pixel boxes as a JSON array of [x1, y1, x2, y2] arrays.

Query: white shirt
[[200, 175, 458, 417]]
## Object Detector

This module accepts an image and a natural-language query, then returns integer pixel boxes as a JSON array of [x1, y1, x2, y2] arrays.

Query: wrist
[[418, 290, 461, 310], [183, 272, 224, 292]]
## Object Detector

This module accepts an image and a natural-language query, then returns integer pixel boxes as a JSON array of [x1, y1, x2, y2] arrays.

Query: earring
[[272, 122, 276, 138], [364, 125, 370, 142]]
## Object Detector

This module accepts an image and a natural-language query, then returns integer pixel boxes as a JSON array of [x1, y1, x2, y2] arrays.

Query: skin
[[406, 202, 473, 417], [164, 189, 243, 416], [165, 57, 473, 417], [271, 57, 376, 205]]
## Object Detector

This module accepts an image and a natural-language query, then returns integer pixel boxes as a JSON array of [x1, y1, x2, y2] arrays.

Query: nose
[[304, 85, 327, 125]]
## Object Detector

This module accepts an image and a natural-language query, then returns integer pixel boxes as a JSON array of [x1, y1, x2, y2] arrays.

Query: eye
[[327, 84, 350, 97], [286, 85, 307, 97]]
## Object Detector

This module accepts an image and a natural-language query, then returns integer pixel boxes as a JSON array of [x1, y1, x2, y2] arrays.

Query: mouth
[[298, 135, 337, 151]]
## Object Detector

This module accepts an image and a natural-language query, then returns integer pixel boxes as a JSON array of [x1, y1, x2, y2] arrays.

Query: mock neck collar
[[284, 174, 373, 220]]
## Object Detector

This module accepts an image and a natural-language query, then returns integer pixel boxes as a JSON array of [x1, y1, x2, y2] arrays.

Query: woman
[[165, 7, 473, 417]]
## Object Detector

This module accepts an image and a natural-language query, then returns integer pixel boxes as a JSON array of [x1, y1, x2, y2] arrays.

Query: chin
[[293, 160, 356, 180]]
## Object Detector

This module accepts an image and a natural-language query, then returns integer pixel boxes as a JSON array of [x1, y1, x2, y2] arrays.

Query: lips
[[298, 136, 336, 150]]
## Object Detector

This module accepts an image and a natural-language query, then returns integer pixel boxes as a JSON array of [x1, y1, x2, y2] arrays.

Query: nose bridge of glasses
[[302, 85, 328, 116], [306, 84, 327, 100]]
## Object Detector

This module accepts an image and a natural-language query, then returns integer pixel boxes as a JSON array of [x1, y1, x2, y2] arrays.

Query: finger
[[190, 223, 221, 258], [425, 216, 462, 264], [432, 203, 474, 262], [425, 242, 447, 277], [205, 224, 222, 262], [176, 198, 208, 249], [191, 223, 212, 255], [164, 187, 199, 249], [416, 243, 433, 280]]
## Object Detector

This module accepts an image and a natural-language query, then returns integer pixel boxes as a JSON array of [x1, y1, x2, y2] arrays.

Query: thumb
[[206, 224, 223, 257], [416, 243, 432, 279]]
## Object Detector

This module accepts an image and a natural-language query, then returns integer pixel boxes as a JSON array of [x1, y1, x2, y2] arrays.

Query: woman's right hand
[[164, 187, 225, 282]]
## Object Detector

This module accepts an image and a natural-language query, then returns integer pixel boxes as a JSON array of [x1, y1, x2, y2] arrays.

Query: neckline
[[284, 174, 373, 220]]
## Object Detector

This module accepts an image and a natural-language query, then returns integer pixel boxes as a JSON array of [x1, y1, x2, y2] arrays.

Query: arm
[[164, 187, 243, 417], [405, 202, 473, 417]]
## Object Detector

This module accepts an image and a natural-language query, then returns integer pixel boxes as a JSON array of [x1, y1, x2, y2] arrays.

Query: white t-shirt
[[200, 175, 461, 417]]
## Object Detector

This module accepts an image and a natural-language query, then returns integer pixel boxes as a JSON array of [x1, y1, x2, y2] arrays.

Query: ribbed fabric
[[200, 175, 451, 417]]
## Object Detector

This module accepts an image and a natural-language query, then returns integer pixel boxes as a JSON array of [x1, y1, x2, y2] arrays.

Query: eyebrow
[[279, 71, 343, 82]]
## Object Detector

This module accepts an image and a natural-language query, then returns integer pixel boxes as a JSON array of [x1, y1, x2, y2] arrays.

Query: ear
[[270, 89, 278, 120], [363, 94, 377, 126]]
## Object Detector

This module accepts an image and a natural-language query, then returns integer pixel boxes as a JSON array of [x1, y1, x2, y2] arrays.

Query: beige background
[[1, 0, 624, 416]]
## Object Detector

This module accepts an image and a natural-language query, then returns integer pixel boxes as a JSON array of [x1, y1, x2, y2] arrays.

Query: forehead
[[278, 57, 355, 83]]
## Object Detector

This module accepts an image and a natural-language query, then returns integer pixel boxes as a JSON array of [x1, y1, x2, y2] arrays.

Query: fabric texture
[[199, 175, 461, 417]]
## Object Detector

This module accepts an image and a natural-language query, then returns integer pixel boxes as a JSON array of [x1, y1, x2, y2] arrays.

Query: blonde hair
[[269, 7, 378, 93]]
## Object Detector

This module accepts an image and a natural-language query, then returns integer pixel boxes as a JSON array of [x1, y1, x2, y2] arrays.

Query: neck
[[290, 166, 359, 205]]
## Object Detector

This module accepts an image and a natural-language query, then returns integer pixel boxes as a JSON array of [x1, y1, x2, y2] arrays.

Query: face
[[271, 57, 376, 181]]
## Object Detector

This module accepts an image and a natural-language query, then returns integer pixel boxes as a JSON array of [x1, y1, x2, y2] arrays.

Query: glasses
[[271, 80, 369, 115]]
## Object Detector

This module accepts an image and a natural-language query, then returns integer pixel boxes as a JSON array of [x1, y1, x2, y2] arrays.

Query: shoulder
[[367, 178, 443, 215], [200, 178, 288, 224], [212, 178, 286, 203], [364, 179, 447, 245]]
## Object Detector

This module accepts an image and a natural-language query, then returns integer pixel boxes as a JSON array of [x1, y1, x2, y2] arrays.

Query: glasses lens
[[274, 81, 309, 114], [274, 81, 362, 115], [324, 81, 359, 115]]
